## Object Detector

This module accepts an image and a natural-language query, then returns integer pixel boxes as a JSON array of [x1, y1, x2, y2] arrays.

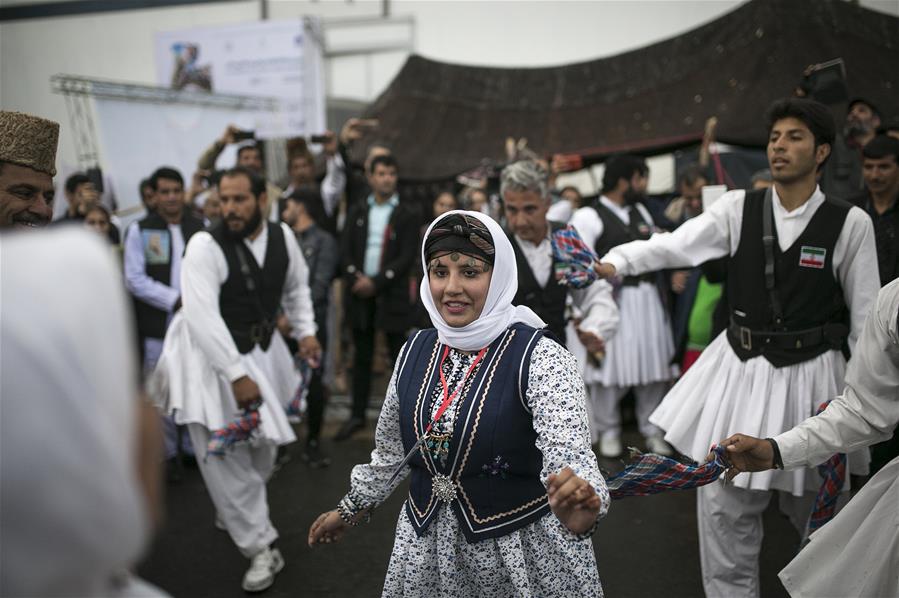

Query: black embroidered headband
[[424, 214, 495, 265]]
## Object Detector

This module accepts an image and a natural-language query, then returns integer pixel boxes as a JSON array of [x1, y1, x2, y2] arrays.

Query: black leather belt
[[621, 273, 655, 287], [231, 321, 276, 348], [728, 319, 848, 352]]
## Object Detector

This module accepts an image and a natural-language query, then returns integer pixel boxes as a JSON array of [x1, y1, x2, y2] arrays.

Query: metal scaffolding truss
[[50, 74, 280, 170]]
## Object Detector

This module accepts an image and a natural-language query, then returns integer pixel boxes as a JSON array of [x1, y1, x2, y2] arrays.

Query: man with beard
[[0, 110, 59, 230], [594, 98, 879, 598], [570, 154, 676, 458], [820, 97, 882, 198], [151, 166, 320, 593], [124, 167, 204, 474]]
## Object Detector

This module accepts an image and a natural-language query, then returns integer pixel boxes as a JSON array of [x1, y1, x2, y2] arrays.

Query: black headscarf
[[423, 212, 495, 265]]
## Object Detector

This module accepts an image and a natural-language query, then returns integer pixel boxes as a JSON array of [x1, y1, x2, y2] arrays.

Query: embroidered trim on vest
[[517, 328, 543, 414], [407, 339, 442, 522]]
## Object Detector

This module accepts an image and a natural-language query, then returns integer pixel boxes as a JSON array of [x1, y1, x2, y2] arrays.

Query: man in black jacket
[[336, 154, 419, 440], [282, 188, 339, 464]]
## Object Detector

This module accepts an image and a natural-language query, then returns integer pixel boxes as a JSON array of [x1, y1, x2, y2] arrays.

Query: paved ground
[[138, 396, 799, 597]]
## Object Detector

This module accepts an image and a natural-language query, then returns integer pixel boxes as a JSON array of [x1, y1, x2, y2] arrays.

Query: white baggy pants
[[188, 424, 278, 558], [697, 481, 817, 598], [585, 382, 667, 442]]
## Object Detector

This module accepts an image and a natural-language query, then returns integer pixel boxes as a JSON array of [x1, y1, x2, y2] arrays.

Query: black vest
[[396, 325, 552, 543], [509, 222, 569, 343], [133, 212, 204, 340], [210, 222, 289, 354], [726, 189, 851, 367], [591, 201, 654, 285]]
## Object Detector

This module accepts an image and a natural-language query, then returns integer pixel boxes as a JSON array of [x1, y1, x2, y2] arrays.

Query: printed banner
[[155, 18, 325, 138]]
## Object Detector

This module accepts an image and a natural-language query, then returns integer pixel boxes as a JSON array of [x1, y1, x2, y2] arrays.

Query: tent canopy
[[356, 0, 898, 181]]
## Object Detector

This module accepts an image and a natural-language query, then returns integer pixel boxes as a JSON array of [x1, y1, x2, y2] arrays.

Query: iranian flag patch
[[799, 246, 826, 269]]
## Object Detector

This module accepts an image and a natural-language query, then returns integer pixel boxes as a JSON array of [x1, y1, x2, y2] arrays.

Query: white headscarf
[[0, 229, 152, 597], [420, 210, 546, 351]]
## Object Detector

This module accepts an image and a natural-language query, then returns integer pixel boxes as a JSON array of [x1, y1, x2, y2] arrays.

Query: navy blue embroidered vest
[[396, 323, 551, 543]]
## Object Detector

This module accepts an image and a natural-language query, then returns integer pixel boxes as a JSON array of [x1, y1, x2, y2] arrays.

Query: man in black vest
[[570, 155, 676, 459], [336, 154, 419, 441], [152, 166, 320, 593], [124, 166, 203, 470], [500, 158, 617, 351], [595, 98, 879, 598]]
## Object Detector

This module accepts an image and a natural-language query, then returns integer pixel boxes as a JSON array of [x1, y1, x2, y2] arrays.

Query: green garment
[[685, 275, 723, 351]]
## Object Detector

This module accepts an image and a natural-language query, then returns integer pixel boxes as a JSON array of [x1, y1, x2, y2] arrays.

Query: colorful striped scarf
[[808, 401, 846, 534], [607, 427, 846, 535], [206, 400, 262, 458], [550, 225, 598, 289], [606, 446, 728, 498]]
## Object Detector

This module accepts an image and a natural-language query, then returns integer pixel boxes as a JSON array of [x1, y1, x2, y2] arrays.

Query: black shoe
[[334, 417, 365, 442], [302, 439, 332, 468]]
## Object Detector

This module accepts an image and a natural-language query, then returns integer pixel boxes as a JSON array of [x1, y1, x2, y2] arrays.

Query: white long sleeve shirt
[[180, 222, 317, 382], [598, 186, 879, 351], [512, 230, 619, 341], [776, 279, 899, 469]]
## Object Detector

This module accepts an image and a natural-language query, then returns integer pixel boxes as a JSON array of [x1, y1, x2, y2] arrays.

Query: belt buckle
[[739, 326, 752, 351]]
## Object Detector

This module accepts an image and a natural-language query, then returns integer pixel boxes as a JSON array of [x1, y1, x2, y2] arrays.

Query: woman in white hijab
[[0, 228, 166, 597], [309, 211, 610, 597]]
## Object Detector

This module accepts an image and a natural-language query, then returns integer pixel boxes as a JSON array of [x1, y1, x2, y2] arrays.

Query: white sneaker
[[645, 435, 673, 456], [599, 435, 623, 458], [242, 547, 284, 593]]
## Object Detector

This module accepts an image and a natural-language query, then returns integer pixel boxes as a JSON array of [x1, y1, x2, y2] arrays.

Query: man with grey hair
[[501, 158, 619, 373]]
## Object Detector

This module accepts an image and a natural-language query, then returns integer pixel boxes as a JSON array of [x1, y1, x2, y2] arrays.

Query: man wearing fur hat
[[0, 110, 60, 229]]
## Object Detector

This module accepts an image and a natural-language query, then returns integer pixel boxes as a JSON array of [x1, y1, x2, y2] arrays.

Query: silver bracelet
[[337, 495, 372, 526]]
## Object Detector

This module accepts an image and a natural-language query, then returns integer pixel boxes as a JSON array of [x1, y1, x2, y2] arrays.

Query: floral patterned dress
[[342, 336, 610, 597]]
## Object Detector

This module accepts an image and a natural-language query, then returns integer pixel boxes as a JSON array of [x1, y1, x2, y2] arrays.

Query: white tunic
[[776, 279, 899, 597], [570, 197, 675, 386], [151, 222, 316, 444], [602, 186, 879, 494], [346, 337, 610, 597]]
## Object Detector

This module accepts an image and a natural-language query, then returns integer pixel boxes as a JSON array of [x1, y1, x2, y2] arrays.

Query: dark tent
[[352, 0, 898, 184]]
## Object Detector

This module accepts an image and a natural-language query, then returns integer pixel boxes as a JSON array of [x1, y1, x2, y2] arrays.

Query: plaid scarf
[[550, 225, 598, 289], [206, 400, 262, 459], [606, 446, 728, 498], [808, 401, 847, 534], [286, 358, 313, 417]]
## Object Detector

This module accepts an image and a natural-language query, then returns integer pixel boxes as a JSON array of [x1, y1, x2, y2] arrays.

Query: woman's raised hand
[[307, 510, 348, 547], [546, 467, 601, 535]]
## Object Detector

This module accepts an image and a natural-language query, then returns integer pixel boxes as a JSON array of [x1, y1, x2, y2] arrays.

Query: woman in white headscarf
[[308, 211, 610, 597], [0, 228, 166, 597]]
